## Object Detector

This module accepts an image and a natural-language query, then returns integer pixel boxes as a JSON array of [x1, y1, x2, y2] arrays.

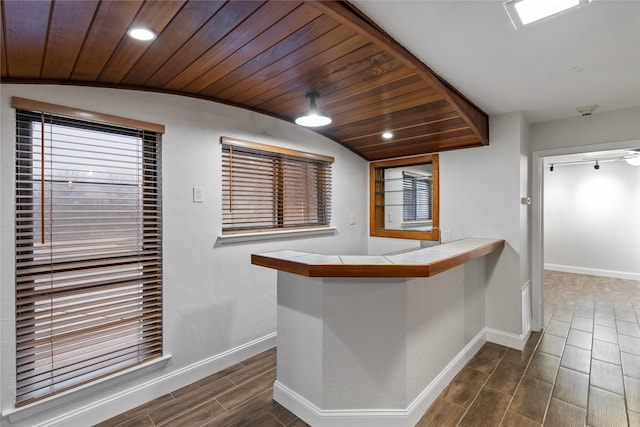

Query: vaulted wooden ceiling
[[0, 0, 489, 161]]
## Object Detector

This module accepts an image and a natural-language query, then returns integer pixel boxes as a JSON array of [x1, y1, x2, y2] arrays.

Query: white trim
[[7, 333, 276, 427], [404, 329, 487, 426], [485, 327, 529, 351], [274, 383, 410, 427], [544, 263, 640, 281], [531, 150, 545, 332], [273, 329, 488, 427], [4, 355, 172, 423], [521, 280, 532, 340], [217, 227, 337, 244]]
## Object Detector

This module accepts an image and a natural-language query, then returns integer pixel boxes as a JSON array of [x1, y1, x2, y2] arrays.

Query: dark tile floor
[[94, 347, 304, 427], [421, 271, 640, 427], [97, 271, 640, 427]]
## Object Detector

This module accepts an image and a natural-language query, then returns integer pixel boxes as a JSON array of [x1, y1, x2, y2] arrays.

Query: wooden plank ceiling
[[0, 0, 489, 161]]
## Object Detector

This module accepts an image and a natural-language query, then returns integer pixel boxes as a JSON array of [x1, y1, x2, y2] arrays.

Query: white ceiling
[[352, 0, 640, 124]]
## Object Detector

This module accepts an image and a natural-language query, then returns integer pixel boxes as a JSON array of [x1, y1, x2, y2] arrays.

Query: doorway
[[531, 141, 640, 331]]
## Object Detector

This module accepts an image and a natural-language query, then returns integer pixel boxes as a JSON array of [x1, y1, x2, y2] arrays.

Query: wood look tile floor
[[420, 271, 640, 427], [98, 271, 640, 427]]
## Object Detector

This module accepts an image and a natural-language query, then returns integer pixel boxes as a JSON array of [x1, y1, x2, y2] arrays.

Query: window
[[221, 137, 333, 234], [370, 154, 439, 241], [402, 172, 432, 222], [13, 98, 163, 406]]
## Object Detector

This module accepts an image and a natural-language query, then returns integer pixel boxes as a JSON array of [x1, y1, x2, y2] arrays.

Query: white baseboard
[[485, 327, 528, 351], [274, 329, 488, 427], [36, 323, 528, 427], [274, 382, 411, 427], [28, 333, 277, 427], [404, 330, 487, 426], [545, 263, 640, 281], [521, 281, 532, 342]]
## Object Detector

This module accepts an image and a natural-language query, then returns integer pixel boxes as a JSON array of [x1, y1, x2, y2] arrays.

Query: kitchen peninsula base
[[252, 238, 506, 427]]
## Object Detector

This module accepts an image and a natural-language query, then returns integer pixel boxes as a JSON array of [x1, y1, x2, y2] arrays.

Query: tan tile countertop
[[251, 237, 505, 278]]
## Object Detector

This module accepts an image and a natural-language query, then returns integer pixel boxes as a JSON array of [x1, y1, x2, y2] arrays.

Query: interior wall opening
[[532, 142, 640, 331]]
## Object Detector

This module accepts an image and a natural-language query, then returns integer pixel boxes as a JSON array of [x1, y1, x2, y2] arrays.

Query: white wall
[[544, 161, 640, 279], [368, 112, 530, 338], [531, 106, 640, 151], [440, 112, 529, 336], [0, 85, 368, 426]]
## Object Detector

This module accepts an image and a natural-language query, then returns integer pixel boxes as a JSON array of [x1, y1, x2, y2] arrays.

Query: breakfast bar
[[252, 237, 505, 427]]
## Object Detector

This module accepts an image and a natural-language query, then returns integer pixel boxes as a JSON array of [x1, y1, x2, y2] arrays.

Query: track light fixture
[[295, 91, 332, 127], [550, 164, 554, 172], [594, 161, 600, 170]]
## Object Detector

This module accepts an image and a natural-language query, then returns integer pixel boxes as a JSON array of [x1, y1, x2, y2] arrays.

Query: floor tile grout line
[[206, 388, 276, 427], [452, 349, 507, 427], [501, 354, 541, 424], [437, 342, 518, 426], [153, 369, 272, 427], [533, 302, 579, 426], [495, 331, 547, 426]]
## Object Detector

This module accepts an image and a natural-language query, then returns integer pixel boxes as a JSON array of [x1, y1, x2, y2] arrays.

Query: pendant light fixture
[[295, 92, 332, 127]]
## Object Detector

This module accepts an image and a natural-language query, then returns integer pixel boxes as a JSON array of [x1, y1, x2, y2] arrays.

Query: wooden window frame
[[370, 154, 439, 241], [221, 137, 333, 234], [12, 97, 163, 407]]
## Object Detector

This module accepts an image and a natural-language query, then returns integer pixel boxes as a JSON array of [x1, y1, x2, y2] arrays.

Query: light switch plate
[[193, 186, 204, 203]]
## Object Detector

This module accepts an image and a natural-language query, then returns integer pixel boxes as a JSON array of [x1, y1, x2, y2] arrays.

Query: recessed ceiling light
[[128, 27, 156, 41], [382, 132, 393, 140], [504, 0, 590, 28]]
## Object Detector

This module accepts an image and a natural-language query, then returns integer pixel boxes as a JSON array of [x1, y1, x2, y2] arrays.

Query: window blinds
[[402, 172, 432, 221], [221, 137, 333, 233], [14, 104, 163, 406]]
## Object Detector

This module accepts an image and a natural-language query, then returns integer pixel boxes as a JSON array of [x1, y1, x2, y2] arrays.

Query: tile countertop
[[250, 237, 505, 278]]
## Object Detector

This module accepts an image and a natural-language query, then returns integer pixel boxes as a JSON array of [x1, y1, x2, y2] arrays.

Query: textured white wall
[[275, 259, 485, 415], [440, 112, 527, 336], [323, 277, 408, 409], [544, 161, 640, 278], [0, 85, 368, 425]]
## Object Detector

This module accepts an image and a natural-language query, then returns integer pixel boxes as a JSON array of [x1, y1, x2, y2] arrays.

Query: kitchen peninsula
[[252, 238, 505, 427]]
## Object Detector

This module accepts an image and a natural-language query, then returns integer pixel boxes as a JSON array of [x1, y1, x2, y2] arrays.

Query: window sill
[[3, 354, 172, 423], [401, 221, 432, 229], [217, 227, 337, 244]]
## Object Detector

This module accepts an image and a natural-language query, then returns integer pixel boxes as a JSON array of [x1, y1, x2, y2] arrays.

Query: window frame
[[220, 137, 334, 235], [12, 97, 164, 407], [369, 154, 440, 241]]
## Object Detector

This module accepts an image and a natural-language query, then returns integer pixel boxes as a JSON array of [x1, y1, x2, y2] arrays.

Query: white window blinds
[[221, 137, 333, 233], [403, 172, 432, 222], [14, 99, 163, 406]]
